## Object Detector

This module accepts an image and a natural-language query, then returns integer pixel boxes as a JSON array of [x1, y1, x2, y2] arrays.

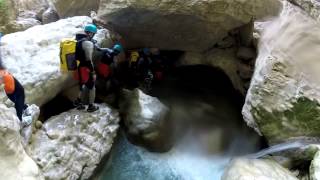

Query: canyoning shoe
[[87, 104, 99, 112], [21, 116, 33, 127], [76, 104, 86, 110]]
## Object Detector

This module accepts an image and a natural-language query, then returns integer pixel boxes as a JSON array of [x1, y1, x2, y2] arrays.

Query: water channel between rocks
[[97, 65, 264, 180]]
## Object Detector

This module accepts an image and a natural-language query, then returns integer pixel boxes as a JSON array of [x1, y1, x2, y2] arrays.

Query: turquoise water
[[99, 66, 262, 180]]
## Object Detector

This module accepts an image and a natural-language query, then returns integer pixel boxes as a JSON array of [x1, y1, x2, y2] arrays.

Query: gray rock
[[288, 0, 320, 21], [51, 0, 100, 18], [0, 16, 109, 106], [97, 0, 281, 51], [310, 150, 320, 180], [0, 104, 43, 180], [28, 104, 120, 180], [222, 158, 298, 180], [120, 89, 172, 152], [42, 8, 60, 24], [242, 2, 320, 143]]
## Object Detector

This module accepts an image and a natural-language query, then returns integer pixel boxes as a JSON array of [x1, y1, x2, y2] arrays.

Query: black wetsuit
[[7, 78, 27, 121]]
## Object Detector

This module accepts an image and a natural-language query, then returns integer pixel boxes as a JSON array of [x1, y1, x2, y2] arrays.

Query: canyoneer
[[73, 24, 99, 112], [96, 44, 123, 93], [0, 33, 30, 125]]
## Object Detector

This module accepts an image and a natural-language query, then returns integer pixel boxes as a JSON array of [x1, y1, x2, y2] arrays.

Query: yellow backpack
[[59, 38, 78, 72], [129, 51, 139, 67]]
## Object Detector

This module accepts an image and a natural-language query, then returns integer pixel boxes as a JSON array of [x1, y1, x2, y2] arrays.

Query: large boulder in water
[[222, 158, 298, 180], [28, 104, 120, 180], [0, 104, 43, 180], [242, 2, 320, 144], [120, 89, 172, 152], [0, 16, 108, 106], [97, 0, 281, 51]]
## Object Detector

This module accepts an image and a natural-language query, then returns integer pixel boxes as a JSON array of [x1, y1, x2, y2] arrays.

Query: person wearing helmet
[[96, 43, 123, 93], [74, 24, 99, 112]]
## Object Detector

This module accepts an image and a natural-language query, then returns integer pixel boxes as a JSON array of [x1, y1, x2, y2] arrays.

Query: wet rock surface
[[0, 104, 43, 180], [28, 104, 120, 180], [120, 89, 172, 152]]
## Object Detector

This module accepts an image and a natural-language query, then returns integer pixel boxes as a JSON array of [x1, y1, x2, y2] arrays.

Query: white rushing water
[[99, 130, 259, 180], [99, 66, 262, 180]]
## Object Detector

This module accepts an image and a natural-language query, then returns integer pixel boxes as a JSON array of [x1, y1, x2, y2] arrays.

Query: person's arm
[[82, 41, 95, 72]]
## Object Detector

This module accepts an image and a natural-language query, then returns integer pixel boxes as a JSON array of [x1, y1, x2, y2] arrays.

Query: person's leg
[[15, 92, 25, 121], [86, 76, 99, 112], [7, 89, 24, 121]]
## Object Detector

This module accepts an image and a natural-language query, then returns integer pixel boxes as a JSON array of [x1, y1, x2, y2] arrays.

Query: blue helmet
[[113, 44, 123, 53], [84, 24, 97, 33]]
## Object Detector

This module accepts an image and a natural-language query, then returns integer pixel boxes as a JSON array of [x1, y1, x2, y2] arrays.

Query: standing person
[[0, 33, 28, 123], [74, 24, 99, 112], [97, 44, 123, 93]]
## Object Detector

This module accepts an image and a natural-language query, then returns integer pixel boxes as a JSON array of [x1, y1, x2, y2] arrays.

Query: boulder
[[41, 7, 60, 24], [0, 16, 108, 106], [51, 0, 100, 18], [97, 0, 281, 51], [222, 158, 298, 180], [28, 104, 120, 180], [0, 104, 43, 180], [120, 89, 172, 152], [242, 1, 320, 143]]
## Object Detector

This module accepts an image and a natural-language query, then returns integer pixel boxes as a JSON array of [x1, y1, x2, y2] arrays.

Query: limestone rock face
[[288, 0, 320, 21], [0, 104, 43, 180], [0, 0, 55, 33], [242, 2, 320, 143], [120, 89, 172, 152], [0, 0, 19, 33], [179, 48, 254, 95], [222, 158, 298, 180], [28, 104, 120, 180], [51, 0, 100, 18], [97, 0, 281, 51], [0, 16, 107, 106]]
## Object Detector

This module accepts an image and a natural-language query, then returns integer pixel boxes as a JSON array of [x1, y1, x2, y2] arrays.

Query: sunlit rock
[[120, 89, 172, 152], [28, 104, 120, 180], [0, 104, 43, 180], [0, 16, 108, 106], [222, 158, 298, 180], [97, 0, 281, 51], [242, 1, 320, 143]]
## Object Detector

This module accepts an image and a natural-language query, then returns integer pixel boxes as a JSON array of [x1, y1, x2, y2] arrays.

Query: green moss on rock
[[251, 97, 320, 143]]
